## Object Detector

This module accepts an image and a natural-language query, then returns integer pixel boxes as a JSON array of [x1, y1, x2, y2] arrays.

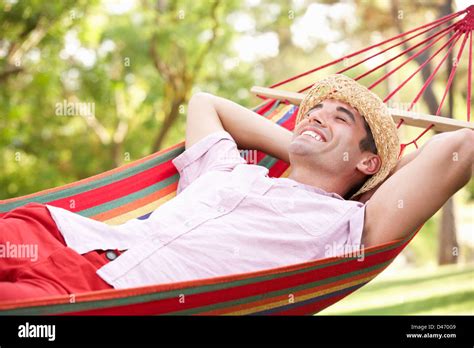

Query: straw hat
[[295, 74, 400, 199]]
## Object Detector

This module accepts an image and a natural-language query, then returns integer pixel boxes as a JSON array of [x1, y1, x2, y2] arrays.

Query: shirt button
[[105, 250, 118, 261], [217, 206, 226, 213], [184, 220, 192, 227]]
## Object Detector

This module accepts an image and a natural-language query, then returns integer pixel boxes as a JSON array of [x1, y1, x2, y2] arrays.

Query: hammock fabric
[[0, 6, 472, 315]]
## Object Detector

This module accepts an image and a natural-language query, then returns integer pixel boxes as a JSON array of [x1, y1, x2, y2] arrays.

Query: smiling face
[[289, 99, 382, 197]]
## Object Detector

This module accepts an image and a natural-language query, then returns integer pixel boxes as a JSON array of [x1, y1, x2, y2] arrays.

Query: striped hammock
[[0, 100, 418, 315], [1, 5, 471, 315]]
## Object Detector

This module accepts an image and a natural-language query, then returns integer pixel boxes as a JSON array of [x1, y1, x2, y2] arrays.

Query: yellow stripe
[[225, 273, 376, 315], [270, 104, 294, 122], [103, 191, 177, 225], [280, 168, 291, 178]]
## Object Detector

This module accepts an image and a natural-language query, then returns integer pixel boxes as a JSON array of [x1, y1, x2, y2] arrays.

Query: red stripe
[[279, 107, 297, 130], [248, 101, 292, 165], [91, 182, 178, 222], [201, 265, 384, 315], [268, 160, 290, 178], [47, 160, 177, 213], [0, 141, 184, 206], [255, 105, 295, 172], [267, 110, 296, 177], [64, 245, 401, 315], [254, 149, 268, 165], [259, 99, 278, 115]]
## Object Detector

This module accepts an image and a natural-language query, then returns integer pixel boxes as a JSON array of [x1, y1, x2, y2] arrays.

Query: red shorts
[[0, 202, 122, 302]]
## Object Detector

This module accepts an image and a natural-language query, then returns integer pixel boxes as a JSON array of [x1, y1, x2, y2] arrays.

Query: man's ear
[[356, 153, 381, 176]]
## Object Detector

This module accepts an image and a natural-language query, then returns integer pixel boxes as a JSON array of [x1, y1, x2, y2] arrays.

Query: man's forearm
[[392, 130, 463, 175], [186, 92, 291, 162], [356, 131, 460, 203], [208, 93, 292, 163]]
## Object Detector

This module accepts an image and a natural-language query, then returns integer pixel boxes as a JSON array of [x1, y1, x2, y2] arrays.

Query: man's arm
[[356, 131, 458, 203], [361, 128, 474, 248], [185, 92, 292, 162]]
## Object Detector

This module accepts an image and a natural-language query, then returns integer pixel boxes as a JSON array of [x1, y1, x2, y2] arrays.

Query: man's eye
[[336, 116, 347, 122]]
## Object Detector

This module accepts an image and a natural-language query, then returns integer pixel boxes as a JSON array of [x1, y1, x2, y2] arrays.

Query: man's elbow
[[431, 128, 474, 162], [189, 92, 214, 104], [447, 128, 474, 185], [186, 92, 216, 121], [452, 128, 474, 164], [419, 129, 473, 190]]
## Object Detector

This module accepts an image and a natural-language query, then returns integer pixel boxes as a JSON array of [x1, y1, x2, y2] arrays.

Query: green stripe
[[0, 147, 183, 212], [264, 100, 282, 116], [0, 98, 412, 315], [169, 261, 392, 315], [78, 173, 180, 218], [3, 258, 389, 316], [258, 155, 278, 169], [0, 244, 399, 315], [0, 257, 358, 315], [252, 100, 282, 118]]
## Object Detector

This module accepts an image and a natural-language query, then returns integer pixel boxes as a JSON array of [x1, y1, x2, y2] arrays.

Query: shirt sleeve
[[171, 130, 247, 194]]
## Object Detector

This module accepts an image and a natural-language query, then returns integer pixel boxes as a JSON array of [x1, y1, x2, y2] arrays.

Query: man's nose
[[306, 110, 327, 127]]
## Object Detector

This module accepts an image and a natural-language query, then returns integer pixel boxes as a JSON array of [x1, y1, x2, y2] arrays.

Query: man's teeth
[[301, 130, 324, 142]]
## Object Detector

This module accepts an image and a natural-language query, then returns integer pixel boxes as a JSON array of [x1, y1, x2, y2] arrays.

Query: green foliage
[[320, 264, 474, 315], [405, 215, 438, 266], [465, 178, 474, 202], [0, 0, 471, 216]]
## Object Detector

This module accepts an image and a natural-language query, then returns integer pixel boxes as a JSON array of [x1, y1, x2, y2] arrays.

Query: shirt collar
[[274, 177, 345, 200]]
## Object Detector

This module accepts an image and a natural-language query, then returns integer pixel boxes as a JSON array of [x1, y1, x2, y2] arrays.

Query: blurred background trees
[[0, 0, 473, 285]]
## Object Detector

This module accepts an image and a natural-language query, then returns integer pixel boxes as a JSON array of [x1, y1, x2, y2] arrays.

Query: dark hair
[[359, 117, 378, 155], [343, 117, 377, 200]]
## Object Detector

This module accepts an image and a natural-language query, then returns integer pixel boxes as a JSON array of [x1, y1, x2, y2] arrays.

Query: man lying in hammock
[[1, 74, 472, 301]]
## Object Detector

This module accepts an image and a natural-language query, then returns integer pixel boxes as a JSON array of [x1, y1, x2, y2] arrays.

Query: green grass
[[405, 216, 438, 266], [319, 263, 474, 315]]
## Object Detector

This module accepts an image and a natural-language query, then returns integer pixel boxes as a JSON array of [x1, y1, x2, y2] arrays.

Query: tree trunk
[[438, 197, 459, 264], [436, 0, 458, 265]]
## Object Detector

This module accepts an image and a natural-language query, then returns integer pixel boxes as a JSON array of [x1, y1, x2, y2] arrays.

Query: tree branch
[[0, 65, 23, 81], [193, 0, 221, 74], [112, 88, 130, 144]]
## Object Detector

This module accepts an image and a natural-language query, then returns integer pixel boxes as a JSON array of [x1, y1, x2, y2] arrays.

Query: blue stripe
[[276, 105, 297, 125], [137, 211, 152, 220]]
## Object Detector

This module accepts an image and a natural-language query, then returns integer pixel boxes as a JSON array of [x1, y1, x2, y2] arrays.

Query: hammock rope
[[268, 8, 468, 90], [0, 6, 472, 315], [259, 5, 473, 154]]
